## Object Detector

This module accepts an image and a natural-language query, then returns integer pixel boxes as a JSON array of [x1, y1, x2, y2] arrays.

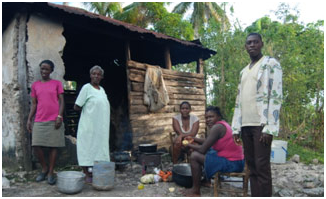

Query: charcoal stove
[[137, 151, 164, 173], [112, 151, 132, 170]]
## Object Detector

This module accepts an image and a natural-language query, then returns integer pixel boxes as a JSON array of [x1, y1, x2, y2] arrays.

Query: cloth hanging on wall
[[143, 65, 169, 112]]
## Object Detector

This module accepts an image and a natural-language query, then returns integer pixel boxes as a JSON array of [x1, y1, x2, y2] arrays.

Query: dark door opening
[[61, 23, 133, 152]]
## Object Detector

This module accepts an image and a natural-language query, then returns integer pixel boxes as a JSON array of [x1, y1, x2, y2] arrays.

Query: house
[[2, 2, 216, 170]]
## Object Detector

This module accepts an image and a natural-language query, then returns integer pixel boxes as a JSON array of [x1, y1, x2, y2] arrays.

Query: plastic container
[[92, 161, 115, 190], [270, 140, 288, 163], [57, 171, 85, 194]]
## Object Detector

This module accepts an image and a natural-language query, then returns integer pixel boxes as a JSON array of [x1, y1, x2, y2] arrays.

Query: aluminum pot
[[139, 144, 157, 153], [57, 171, 85, 194], [172, 163, 193, 188]]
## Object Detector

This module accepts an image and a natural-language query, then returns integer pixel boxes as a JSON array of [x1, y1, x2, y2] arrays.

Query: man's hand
[[259, 133, 273, 146], [233, 134, 242, 146]]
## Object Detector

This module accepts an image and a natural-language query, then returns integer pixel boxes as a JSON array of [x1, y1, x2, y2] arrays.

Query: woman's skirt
[[32, 121, 65, 147], [204, 148, 244, 179]]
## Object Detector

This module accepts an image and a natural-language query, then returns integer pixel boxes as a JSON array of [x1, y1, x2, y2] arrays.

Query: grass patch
[[286, 141, 324, 164]]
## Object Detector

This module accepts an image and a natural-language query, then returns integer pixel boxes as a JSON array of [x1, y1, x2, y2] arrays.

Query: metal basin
[[57, 171, 85, 194], [172, 163, 193, 188]]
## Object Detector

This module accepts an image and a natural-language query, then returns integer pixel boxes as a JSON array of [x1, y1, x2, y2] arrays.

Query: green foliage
[[172, 2, 230, 37], [287, 141, 324, 164], [152, 12, 194, 40], [82, 2, 122, 17]]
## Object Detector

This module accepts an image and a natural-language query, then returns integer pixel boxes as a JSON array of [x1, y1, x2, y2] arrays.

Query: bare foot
[[183, 188, 201, 197], [201, 179, 212, 187]]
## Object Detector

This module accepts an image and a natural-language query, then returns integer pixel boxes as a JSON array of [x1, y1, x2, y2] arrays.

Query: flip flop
[[47, 175, 56, 185], [85, 176, 92, 184], [36, 170, 48, 182]]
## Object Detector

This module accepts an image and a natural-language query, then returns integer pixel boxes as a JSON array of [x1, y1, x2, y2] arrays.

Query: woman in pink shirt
[[27, 60, 65, 185], [182, 106, 244, 197]]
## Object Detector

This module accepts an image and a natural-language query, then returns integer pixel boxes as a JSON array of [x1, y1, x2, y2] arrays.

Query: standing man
[[232, 33, 282, 197]]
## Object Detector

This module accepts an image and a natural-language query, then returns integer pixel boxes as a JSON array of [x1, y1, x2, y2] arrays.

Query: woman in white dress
[[74, 65, 111, 183]]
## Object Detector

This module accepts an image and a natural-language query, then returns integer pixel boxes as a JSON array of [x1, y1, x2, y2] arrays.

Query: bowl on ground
[[172, 163, 193, 188], [57, 171, 85, 194]]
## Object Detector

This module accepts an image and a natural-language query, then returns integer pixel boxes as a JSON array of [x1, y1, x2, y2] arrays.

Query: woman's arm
[[74, 104, 82, 111], [27, 97, 37, 133], [172, 118, 183, 136], [188, 124, 226, 154], [55, 93, 64, 129]]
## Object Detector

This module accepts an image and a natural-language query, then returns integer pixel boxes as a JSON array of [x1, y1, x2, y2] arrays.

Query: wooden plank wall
[[127, 60, 206, 150]]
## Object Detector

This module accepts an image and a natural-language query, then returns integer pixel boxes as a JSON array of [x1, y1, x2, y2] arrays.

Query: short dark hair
[[39, 60, 55, 71], [180, 101, 191, 109], [246, 32, 262, 41], [205, 106, 223, 119]]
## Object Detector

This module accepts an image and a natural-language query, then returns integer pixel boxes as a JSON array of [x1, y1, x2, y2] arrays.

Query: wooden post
[[196, 58, 203, 74], [164, 45, 172, 70], [17, 13, 32, 171], [125, 40, 131, 63]]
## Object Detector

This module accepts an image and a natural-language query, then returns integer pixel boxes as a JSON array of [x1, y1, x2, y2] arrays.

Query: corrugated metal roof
[[3, 2, 216, 62], [46, 2, 215, 55]]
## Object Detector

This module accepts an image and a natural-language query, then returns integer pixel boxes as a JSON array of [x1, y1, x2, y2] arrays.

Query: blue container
[[92, 161, 115, 190]]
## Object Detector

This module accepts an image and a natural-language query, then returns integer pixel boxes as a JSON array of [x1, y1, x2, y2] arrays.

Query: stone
[[302, 187, 324, 197], [303, 182, 316, 188], [312, 159, 319, 164], [2, 177, 10, 189], [278, 189, 294, 197], [291, 154, 300, 163]]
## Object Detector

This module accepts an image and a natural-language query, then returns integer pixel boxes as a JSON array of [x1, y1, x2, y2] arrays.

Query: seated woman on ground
[[182, 106, 244, 197], [172, 101, 199, 164]]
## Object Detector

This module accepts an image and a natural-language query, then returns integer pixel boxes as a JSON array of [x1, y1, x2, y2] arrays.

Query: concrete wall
[[2, 16, 20, 167], [26, 14, 66, 85], [2, 13, 67, 169]]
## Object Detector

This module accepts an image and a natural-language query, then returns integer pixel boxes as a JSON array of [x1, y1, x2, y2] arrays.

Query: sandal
[[47, 175, 56, 185], [85, 176, 92, 184], [36, 170, 48, 182]]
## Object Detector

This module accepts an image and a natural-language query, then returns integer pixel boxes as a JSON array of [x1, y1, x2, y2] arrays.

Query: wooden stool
[[213, 162, 249, 197]]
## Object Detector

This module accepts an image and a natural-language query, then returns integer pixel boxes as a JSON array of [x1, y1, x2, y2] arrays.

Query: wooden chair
[[169, 132, 189, 163], [213, 162, 249, 197]]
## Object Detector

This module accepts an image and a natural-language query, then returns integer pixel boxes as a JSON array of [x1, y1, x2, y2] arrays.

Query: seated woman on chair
[[183, 106, 244, 197], [172, 101, 199, 164]]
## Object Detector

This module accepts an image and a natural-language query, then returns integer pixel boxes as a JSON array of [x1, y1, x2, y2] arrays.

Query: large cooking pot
[[172, 163, 193, 188], [139, 144, 157, 153], [57, 171, 85, 194]]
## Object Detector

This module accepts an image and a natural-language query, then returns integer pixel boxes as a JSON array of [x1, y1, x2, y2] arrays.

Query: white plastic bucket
[[270, 140, 288, 163]]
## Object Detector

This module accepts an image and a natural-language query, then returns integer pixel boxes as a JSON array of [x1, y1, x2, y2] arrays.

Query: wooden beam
[[125, 41, 131, 62], [164, 45, 172, 70], [196, 58, 203, 74]]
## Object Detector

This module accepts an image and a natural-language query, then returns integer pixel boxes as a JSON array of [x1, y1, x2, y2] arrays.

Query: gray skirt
[[32, 121, 65, 147]]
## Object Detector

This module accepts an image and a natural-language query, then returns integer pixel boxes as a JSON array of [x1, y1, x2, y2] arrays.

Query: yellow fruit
[[138, 183, 144, 190], [182, 140, 189, 145], [169, 187, 175, 192]]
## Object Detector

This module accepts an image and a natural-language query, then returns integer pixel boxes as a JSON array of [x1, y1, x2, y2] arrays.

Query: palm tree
[[172, 2, 230, 37], [82, 2, 122, 18], [114, 2, 170, 28]]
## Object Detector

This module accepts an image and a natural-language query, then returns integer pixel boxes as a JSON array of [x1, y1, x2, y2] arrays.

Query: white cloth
[[232, 56, 283, 136], [75, 83, 111, 166], [143, 65, 169, 112], [173, 114, 199, 134]]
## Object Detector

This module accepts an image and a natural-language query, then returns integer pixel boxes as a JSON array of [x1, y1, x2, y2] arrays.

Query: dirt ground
[[2, 162, 242, 197]]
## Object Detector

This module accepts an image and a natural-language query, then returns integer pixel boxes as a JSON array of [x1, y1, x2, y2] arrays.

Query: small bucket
[[270, 140, 288, 164], [92, 161, 115, 190]]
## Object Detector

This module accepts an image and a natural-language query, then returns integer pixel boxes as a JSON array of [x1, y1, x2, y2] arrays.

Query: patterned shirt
[[231, 56, 283, 136]]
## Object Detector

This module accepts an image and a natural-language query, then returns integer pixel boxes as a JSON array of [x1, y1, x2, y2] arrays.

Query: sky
[[67, 1, 325, 28]]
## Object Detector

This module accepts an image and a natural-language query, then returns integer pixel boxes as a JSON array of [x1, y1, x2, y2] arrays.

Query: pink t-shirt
[[211, 120, 244, 161], [31, 79, 64, 122]]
